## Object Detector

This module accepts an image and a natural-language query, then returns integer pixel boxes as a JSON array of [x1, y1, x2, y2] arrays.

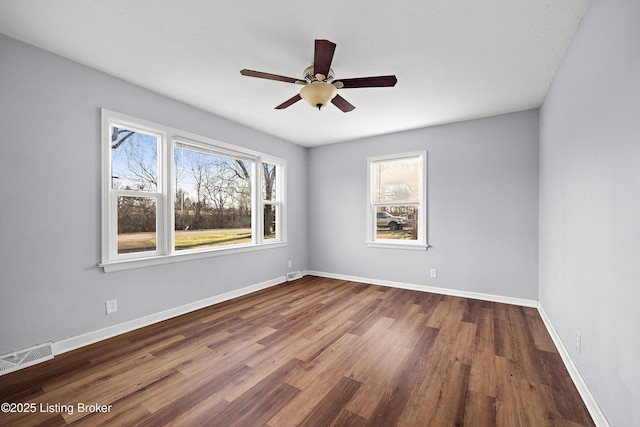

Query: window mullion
[[372, 200, 420, 207], [160, 135, 173, 256], [253, 160, 262, 244], [112, 189, 162, 198], [279, 161, 286, 242]]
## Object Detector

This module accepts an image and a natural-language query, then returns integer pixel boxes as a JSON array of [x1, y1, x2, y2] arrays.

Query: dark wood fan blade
[[275, 94, 302, 109], [240, 69, 299, 84], [331, 94, 355, 112], [313, 39, 336, 77], [337, 75, 398, 88]]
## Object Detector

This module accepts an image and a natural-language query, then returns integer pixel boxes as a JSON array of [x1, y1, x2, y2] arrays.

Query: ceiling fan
[[240, 39, 397, 112]]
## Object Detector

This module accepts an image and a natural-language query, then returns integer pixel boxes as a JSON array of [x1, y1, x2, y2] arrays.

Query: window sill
[[366, 241, 429, 251], [100, 241, 288, 273]]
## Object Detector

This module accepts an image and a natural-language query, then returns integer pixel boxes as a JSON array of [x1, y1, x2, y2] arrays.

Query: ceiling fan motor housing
[[303, 65, 335, 82]]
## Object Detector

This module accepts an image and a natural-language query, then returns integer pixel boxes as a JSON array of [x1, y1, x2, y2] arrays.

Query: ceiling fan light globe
[[300, 81, 337, 110]]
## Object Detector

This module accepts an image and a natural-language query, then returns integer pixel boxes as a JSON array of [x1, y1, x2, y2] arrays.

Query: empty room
[[0, 0, 637, 426]]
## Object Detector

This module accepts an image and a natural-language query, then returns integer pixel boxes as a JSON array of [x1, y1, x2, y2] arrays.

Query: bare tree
[[186, 152, 211, 228], [113, 133, 278, 234], [226, 160, 276, 235], [111, 127, 135, 150], [111, 128, 157, 191]]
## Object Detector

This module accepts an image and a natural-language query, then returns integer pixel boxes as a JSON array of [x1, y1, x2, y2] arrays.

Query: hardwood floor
[[0, 276, 594, 426]]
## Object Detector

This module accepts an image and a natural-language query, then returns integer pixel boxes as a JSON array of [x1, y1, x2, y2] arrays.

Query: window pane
[[375, 206, 418, 241], [263, 163, 277, 201], [111, 127, 158, 191], [264, 204, 276, 240], [174, 145, 252, 250], [372, 156, 420, 202], [117, 196, 157, 253]]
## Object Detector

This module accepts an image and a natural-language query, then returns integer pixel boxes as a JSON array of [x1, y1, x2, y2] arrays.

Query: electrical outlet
[[288, 260, 292, 269], [430, 268, 437, 278], [575, 331, 581, 353], [105, 299, 118, 315]]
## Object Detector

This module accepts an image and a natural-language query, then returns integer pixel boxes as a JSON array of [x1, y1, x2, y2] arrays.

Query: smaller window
[[367, 151, 427, 249], [262, 162, 281, 241]]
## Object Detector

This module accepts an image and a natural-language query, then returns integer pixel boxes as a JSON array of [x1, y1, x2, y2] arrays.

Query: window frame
[[100, 109, 286, 272], [366, 151, 428, 250]]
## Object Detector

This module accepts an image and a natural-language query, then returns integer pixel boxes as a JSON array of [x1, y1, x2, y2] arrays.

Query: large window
[[367, 151, 427, 249], [101, 110, 285, 271]]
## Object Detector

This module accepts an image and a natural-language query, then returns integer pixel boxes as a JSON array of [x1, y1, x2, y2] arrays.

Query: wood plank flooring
[[0, 276, 595, 426]]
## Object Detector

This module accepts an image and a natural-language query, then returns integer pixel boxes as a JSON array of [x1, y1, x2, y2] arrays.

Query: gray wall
[[5, 6, 635, 421], [539, 0, 640, 425], [0, 35, 308, 356], [308, 110, 539, 300]]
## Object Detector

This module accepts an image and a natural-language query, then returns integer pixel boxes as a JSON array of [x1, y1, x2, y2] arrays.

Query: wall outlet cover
[[105, 299, 118, 315]]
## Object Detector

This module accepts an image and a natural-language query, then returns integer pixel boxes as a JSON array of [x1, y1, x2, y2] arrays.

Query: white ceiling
[[0, 0, 588, 147]]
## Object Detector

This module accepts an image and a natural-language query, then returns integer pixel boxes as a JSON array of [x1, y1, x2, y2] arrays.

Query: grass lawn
[[117, 228, 276, 253], [174, 232, 252, 250]]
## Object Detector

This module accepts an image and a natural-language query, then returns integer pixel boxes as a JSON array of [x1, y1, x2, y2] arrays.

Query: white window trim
[[100, 109, 287, 272], [366, 150, 428, 250]]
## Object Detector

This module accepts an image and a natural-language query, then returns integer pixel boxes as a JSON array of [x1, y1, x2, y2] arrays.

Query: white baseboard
[[537, 304, 610, 427], [306, 270, 538, 308], [7, 270, 610, 427], [52, 275, 287, 356]]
